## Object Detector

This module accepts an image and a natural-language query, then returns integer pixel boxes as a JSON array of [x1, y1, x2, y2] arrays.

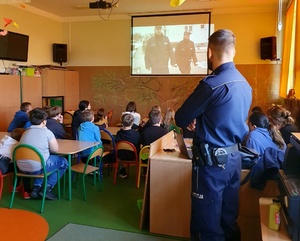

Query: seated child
[[71, 100, 91, 138], [122, 101, 141, 130], [139, 105, 162, 134], [78, 109, 102, 163], [268, 105, 300, 144], [18, 108, 68, 200], [0, 128, 31, 199], [7, 102, 32, 132], [46, 106, 73, 139], [162, 107, 180, 133], [94, 108, 108, 129], [141, 110, 168, 146], [115, 113, 141, 178], [246, 111, 286, 155]]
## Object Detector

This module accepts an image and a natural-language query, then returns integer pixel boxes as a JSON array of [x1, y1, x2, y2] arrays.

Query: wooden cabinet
[[64, 71, 79, 111], [41, 69, 79, 111], [22, 76, 42, 108], [0, 75, 42, 131], [41, 69, 65, 96]]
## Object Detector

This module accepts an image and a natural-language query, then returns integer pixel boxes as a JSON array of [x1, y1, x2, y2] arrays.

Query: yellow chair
[[63, 111, 73, 137], [9, 144, 61, 213], [63, 111, 73, 126], [113, 141, 139, 188], [71, 145, 104, 200], [137, 145, 150, 188]]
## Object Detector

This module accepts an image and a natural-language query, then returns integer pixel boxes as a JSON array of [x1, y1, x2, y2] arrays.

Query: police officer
[[175, 31, 198, 74], [144, 26, 176, 74], [175, 29, 252, 241]]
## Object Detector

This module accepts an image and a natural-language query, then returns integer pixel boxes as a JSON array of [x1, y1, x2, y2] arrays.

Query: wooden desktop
[[259, 197, 291, 241]]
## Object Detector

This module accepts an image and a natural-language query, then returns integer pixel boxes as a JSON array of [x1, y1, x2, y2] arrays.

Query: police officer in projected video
[[175, 31, 198, 74], [175, 29, 252, 241], [144, 26, 176, 74]]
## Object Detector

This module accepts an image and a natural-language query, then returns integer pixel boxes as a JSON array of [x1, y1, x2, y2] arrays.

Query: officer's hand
[[194, 62, 199, 66], [187, 119, 196, 132], [172, 64, 178, 67], [146, 67, 150, 71]]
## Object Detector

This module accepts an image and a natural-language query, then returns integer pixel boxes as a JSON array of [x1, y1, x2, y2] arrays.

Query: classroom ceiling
[[23, 0, 289, 19]]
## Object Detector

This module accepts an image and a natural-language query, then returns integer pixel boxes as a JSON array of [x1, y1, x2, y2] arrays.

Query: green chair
[[9, 144, 61, 213], [71, 145, 104, 200]]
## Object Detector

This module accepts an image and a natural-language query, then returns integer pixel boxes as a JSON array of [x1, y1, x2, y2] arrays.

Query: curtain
[[279, 0, 296, 98], [294, 0, 300, 97]]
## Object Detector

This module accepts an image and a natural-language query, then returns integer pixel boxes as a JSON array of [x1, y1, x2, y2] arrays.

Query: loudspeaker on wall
[[260, 37, 277, 60], [53, 43, 67, 65]]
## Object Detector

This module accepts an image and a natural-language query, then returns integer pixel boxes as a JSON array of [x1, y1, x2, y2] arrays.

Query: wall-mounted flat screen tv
[[0, 30, 29, 62], [131, 12, 212, 76]]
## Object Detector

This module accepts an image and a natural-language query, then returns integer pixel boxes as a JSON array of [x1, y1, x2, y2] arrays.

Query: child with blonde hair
[[163, 108, 181, 133], [268, 105, 299, 144]]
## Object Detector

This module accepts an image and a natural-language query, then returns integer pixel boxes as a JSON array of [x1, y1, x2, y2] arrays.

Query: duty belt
[[213, 144, 239, 156], [192, 143, 239, 167]]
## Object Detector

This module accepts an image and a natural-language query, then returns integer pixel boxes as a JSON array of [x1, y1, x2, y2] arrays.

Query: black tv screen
[[0, 30, 29, 62], [131, 12, 212, 76]]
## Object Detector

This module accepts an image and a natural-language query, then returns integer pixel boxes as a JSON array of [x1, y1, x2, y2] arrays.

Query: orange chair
[[137, 145, 150, 188], [106, 109, 114, 126], [0, 171, 13, 200], [113, 141, 139, 188]]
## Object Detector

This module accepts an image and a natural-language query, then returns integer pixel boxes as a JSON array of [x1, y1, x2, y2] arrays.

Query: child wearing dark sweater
[[115, 113, 140, 178]]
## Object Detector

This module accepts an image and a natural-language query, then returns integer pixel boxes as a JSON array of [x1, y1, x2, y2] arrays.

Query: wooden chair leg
[[135, 164, 139, 188]]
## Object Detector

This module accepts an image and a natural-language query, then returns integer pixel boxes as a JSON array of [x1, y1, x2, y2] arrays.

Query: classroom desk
[[0, 208, 49, 241], [259, 197, 291, 241], [106, 126, 120, 136], [55, 139, 100, 200]]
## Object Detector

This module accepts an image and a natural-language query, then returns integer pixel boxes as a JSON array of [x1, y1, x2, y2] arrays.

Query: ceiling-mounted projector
[[89, 0, 112, 9]]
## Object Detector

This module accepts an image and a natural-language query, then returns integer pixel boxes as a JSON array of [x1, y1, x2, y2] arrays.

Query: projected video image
[[131, 12, 212, 76]]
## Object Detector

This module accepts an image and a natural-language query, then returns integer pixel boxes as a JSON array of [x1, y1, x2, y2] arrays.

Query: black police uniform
[[175, 39, 197, 74], [175, 62, 252, 241], [144, 34, 175, 74]]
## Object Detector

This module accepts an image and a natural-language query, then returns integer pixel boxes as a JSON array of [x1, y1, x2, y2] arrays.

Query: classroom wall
[[0, 6, 284, 126], [66, 11, 283, 66], [0, 5, 65, 68], [67, 11, 283, 123]]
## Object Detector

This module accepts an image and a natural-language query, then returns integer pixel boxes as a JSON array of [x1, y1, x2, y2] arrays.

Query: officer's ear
[[207, 47, 212, 59]]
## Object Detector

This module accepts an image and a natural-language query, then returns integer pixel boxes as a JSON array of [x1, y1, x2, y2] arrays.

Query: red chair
[[113, 141, 139, 188], [0, 171, 13, 200]]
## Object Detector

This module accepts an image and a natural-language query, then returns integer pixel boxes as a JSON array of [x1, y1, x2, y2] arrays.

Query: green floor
[[1, 167, 186, 240]]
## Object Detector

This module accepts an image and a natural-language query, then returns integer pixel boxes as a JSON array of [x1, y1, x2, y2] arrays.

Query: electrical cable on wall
[[278, 0, 283, 31]]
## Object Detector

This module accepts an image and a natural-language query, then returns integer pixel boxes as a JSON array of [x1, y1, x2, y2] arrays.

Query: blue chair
[[99, 128, 116, 176]]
